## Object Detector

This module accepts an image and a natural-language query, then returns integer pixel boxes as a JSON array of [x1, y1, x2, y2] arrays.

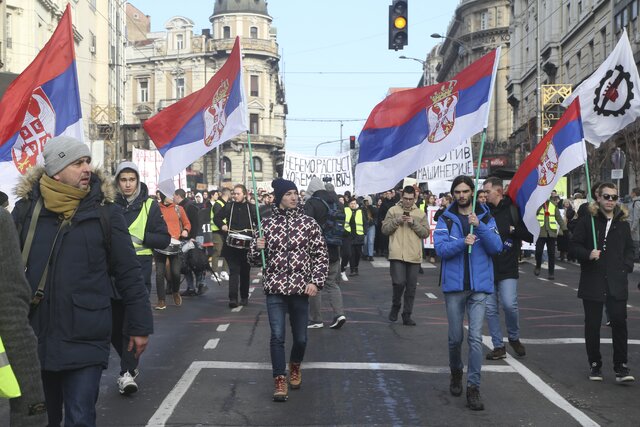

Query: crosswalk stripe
[[425, 293, 438, 299], [216, 324, 229, 332], [204, 339, 220, 349]]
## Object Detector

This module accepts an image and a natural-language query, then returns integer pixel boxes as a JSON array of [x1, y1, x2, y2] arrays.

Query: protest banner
[[416, 139, 473, 182], [131, 147, 187, 196], [283, 151, 353, 194]]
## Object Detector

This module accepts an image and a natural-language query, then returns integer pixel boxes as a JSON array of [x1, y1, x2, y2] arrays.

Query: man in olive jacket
[[382, 185, 429, 326], [570, 182, 635, 383]]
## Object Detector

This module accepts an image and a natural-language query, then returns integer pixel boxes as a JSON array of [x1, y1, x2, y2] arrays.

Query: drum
[[155, 238, 182, 255], [226, 232, 252, 249]]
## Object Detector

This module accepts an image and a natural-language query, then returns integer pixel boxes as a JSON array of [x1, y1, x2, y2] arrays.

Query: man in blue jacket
[[114, 161, 170, 395], [434, 175, 502, 411], [12, 136, 153, 426]]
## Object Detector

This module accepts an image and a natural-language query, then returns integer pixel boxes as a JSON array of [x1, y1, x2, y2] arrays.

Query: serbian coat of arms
[[427, 80, 458, 143], [204, 80, 230, 147], [12, 87, 56, 174], [537, 140, 559, 186]]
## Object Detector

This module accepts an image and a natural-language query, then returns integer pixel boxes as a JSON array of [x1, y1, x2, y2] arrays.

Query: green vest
[[210, 199, 225, 232], [129, 198, 155, 256], [0, 336, 21, 398], [344, 208, 364, 235], [419, 201, 427, 212], [537, 202, 557, 230]]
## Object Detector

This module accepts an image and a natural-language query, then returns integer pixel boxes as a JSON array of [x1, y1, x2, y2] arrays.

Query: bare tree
[[620, 120, 640, 188]]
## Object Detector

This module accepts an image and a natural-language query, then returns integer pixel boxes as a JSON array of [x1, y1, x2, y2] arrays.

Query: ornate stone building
[[430, 0, 512, 175], [124, 0, 286, 189]]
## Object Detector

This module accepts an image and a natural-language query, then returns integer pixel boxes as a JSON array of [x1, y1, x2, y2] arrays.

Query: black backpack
[[311, 196, 345, 246]]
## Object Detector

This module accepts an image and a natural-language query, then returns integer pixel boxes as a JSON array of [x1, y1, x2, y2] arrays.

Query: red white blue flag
[[0, 4, 83, 206], [144, 37, 248, 196], [355, 47, 501, 195], [507, 98, 587, 241]]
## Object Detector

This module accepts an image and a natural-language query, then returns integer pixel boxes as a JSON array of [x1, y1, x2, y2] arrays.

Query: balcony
[[209, 38, 278, 57]]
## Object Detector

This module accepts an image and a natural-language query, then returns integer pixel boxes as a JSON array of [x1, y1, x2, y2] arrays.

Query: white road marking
[[251, 278, 260, 284], [481, 336, 598, 427], [425, 293, 438, 299], [499, 337, 640, 345], [216, 324, 229, 332], [371, 260, 436, 268], [203, 339, 219, 349], [231, 306, 242, 313], [554, 282, 568, 287]]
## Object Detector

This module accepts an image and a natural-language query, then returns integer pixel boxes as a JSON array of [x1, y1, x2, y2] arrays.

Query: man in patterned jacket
[[249, 178, 328, 403]]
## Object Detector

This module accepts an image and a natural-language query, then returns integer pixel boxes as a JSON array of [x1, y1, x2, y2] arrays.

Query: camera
[[322, 176, 332, 183]]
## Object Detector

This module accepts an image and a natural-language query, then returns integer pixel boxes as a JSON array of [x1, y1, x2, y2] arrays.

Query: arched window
[[222, 156, 232, 180], [223, 26, 231, 39], [252, 156, 263, 172], [250, 26, 258, 39]]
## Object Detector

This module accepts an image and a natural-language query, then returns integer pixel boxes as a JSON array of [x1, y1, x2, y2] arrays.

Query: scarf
[[39, 175, 89, 220]]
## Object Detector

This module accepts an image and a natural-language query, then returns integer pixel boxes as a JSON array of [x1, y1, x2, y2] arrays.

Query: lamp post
[[399, 55, 428, 87], [430, 33, 468, 56]]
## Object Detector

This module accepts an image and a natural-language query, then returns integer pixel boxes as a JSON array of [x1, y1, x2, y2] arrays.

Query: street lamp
[[399, 55, 428, 87], [430, 33, 467, 56]]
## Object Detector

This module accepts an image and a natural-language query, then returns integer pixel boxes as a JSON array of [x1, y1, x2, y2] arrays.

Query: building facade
[[124, 0, 286, 189], [431, 0, 512, 175]]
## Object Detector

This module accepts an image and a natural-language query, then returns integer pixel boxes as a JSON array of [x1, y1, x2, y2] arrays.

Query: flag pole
[[468, 128, 488, 253], [582, 158, 599, 250], [246, 131, 266, 269]]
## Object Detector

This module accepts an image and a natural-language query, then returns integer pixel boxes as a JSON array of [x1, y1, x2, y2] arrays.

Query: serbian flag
[[144, 37, 248, 196], [355, 47, 500, 195], [0, 4, 83, 207], [507, 98, 587, 241]]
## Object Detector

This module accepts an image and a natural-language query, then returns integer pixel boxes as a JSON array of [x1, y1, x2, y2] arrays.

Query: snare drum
[[154, 238, 182, 255], [226, 232, 252, 249]]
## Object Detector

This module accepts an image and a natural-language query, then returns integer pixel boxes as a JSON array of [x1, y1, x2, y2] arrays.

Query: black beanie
[[272, 178, 298, 206]]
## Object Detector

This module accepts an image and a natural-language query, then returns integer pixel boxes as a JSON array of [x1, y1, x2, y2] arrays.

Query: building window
[[566, 3, 571, 28], [6, 13, 12, 49], [633, 1, 639, 21], [89, 31, 96, 55], [250, 75, 259, 97], [250, 113, 259, 134], [615, 12, 622, 33], [576, 51, 581, 76], [250, 26, 258, 39], [578, 1, 582, 16], [176, 77, 185, 99], [601, 28, 607, 58], [88, 0, 96, 11], [222, 157, 232, 180], [252, 156, 263, 172], [138, 79, 149, 103], [480, 11, 488, 30], [223, 26, 231, 39], [176, 34, 184, 50]]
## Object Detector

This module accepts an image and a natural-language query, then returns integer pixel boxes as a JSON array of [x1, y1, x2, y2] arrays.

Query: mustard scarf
[[39, 175, 90, 220]]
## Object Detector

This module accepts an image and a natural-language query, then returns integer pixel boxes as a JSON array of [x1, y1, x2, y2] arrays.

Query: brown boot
[[289, 362, 301, 389], [172, 292, 182, 306], [154, 300, 166, 310], [273, 375, 288, 402]]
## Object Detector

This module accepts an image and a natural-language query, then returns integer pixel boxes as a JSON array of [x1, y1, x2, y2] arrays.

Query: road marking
[[203, 339, 219, 350], [251, 278, 260, 284], [425, 293, 438, 299], [499, 337, 640, 345], [481, 336, 598, 427], [146, 361, 514, 427], [231, 306, 243, 313], [538, 278, 551, 282], [371, 260, 436, 269], [554, 282, 568, 287], [216, 324, 229, 332]]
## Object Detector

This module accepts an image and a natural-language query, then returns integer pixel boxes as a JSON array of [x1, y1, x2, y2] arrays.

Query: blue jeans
[[266, 294, 309, 377], [364, 226, 376, 257], [185, 269, 204, 291], [42, 365, 103, 427], [485, 278, 520, 348], [444, 291, 487, 387]]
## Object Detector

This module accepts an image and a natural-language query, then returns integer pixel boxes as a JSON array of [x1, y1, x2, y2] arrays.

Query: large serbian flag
[[507, 98, 587, 241], [355, 47, 501, 195], [144, 37, 248, 196], [0, 4, 83, 207]]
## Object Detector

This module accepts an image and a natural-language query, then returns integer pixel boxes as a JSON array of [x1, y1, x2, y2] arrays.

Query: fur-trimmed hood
[[14, 166, 116, 203], [587, 201, 628, 221]]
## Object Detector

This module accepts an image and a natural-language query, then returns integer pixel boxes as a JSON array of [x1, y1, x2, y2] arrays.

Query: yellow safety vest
[[210, 199, 225, 232], [419, 201, 427, 212], [129, 198, 155, 256], [0, 336, 21, 398], [537, 201, 557, 231], [344, 208, 364, 235]]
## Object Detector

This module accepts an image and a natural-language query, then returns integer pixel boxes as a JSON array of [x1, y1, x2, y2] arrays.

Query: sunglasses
[[601, 194, 619, 201]]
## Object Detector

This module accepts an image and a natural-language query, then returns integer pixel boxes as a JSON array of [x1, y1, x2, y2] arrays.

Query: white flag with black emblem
[[562, 29, 640, 147]]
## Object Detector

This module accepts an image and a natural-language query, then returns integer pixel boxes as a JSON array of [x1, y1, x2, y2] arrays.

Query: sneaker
[[220, 271, 230, 281], [289, 362, 302, 389], [486, 347, 507, 360], [273, 375, 288, 402], [508, 339, 526, 357], [197, 283, 208, 295], [402, 314, 416, 326], [117, 371, 138, 395], [548, 274, 555, 280], [388, 306, 400, 322], [329, 315, 346, 329], [172, 292, 182, 306], [589, 362, 603, 381], [534, 266, 540, 276], [239, 298, 248, 306], [429, 257, 436, 263], [615, 364, 635, 383], [466, 385, 484, 410], [307, 321, 324, 329], [418, 266, 424, 275], [228, 301, 238, 308], [154, 300, 166, 310], [449, 369, 463, 397], [180, 289, 197, 297], [340, 271, 349, 282]]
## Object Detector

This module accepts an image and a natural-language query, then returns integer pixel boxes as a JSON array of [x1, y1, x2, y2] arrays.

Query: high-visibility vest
[[0, 336, 21, 398], [344, 208, 364, 235], [210, 199, 225, 232], [129, 198, 155, 256], [419, 201, 427, 212], [537, 201, 557, 231]]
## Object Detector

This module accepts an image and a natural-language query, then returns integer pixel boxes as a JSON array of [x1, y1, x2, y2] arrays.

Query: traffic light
[[388, 0, 408, 51], [349, 135, 356, 149]]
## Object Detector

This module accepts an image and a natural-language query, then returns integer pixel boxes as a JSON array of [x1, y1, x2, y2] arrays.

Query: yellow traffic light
[[394, 16, 407, 30], [388, 0, 408, 50]]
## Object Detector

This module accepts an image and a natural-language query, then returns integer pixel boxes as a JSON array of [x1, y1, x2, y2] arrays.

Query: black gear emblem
[[593, 64, 634, 117]]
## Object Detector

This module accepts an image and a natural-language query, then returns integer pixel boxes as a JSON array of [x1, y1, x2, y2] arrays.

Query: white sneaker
[[220, 271, 230, 280], [117, 371, 138, 395], [340, 271, 349, 282], [210, 272, 220, 282]]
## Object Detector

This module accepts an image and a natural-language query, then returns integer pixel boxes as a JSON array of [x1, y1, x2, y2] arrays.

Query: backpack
[[312, 196, 345, 246]]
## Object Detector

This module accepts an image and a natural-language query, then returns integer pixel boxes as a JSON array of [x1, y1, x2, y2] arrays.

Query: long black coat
[[570, 203, 634, 302], [13, 167, 153, 371]]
